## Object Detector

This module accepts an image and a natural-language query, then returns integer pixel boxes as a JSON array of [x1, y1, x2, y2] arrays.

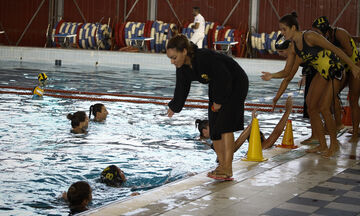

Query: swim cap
[[38, 73, 48, 82], [312, 16, 330, 35], [100, 165, 125, 187], [275, 34, 290, 50], [32, 86, 44, 97]]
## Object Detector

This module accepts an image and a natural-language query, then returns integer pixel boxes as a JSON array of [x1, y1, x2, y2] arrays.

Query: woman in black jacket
[[166, 34, 248, 180]]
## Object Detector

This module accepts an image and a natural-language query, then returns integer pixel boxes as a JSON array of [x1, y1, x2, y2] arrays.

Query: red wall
[[63, 0, 147, 23], [258, 0, 359, 35], [157, 0, 250, 29], [0, 0, 358, 48], [0, 0, 49, 47]]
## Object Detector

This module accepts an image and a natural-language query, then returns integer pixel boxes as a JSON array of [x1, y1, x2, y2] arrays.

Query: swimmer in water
[[197, 96, 293, 151], [32, 73, 47, 99], [62, 181, 92, 215], [67, 111, 89, 134], [89, 103, 108, 122], [100, 165, 126, 187]]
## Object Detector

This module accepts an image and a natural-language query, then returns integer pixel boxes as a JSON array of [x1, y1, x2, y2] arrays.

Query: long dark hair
[[67, 111, 87, 128], [195, 119, 209, 138], [167, 34, 194, 58], [279, 11, 299, 30], [89, 103, 104, 119], [67, 181, 92, 207]]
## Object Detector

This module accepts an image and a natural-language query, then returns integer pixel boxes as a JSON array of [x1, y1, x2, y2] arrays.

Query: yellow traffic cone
[[277, 120, 298, 149], [242, 118, 268, 162]]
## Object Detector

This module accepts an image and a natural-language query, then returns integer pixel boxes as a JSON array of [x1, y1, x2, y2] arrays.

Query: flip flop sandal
[[207, 173, 234, 181]]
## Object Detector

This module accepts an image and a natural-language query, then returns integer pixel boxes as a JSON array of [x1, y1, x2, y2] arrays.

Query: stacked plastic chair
[[52, 20, 112, 50], [250, 31, 281, 54]]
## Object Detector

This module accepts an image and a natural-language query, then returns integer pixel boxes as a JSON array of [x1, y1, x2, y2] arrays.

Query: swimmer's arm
[[234, 110, 256, 153], [306, 32, 360, 77], [272, 56, 301, 109], [262, 96, 293, 149], [336, 29, 353, 57], [234, 122, 251, 153]]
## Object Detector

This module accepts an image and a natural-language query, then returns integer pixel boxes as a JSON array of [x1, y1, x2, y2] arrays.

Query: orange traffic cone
[[242, 118, 268, 162], [277, 120, 298, 149], [342, 92, 352, 126]]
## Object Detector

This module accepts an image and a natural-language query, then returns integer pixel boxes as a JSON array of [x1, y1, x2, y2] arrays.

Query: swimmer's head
[[100, 165, 126, 187], [67, 111, 89, 133], [38, 73, 48, 86], [89, 103, 108, 122], [312, 16, 330, 35], [32, 86, 44, 97], [246, 130, 265, 144], [66, 181, 92, 211], [195, 119, 210, 139]]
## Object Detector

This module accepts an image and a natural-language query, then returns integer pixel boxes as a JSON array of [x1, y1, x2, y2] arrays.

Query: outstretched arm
[[262, 96, 293, 149], [234, 110, 257, 153], [261, 50, 296, 81]]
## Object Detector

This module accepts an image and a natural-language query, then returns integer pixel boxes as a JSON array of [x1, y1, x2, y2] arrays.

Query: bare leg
[[213, 139, 224, 169], [223, 132, 234, 176], [234, 124, 251, 153], [321, 79, 341, 158], [334, 95, 345, 131], [211, 132, 234, 177], [349, 69, 360, 143], [335, 71, 347, 132], [306, 74, 328, 153], [262, 96, 293, 149]]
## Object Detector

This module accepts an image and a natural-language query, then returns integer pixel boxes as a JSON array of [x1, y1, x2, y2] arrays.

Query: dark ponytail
[[89, 105, 94, 119], [195, 119, 209, 138], [279, 11, 299, 30]]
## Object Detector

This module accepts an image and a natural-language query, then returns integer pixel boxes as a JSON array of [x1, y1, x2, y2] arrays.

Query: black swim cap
[[275, 34, 290, 50], [100, 165, 125, 187], [312, 16, 330, 35]]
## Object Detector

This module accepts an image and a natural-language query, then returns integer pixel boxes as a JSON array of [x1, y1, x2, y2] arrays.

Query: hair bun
[[291, 11, 298, 18]]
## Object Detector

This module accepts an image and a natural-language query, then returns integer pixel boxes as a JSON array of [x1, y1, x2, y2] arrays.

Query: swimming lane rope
[[0, 86, 303, 113]]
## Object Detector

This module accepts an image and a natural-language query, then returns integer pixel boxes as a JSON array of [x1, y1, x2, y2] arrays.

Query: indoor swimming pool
[[0, 59, 312, 215]]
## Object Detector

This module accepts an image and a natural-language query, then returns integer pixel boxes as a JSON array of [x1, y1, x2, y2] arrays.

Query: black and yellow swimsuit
[[332, 28, 360, 73], [294, 31, 343, 80]]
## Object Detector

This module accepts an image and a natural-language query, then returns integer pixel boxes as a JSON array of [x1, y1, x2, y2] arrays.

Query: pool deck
[[83, 131, 360, 216]]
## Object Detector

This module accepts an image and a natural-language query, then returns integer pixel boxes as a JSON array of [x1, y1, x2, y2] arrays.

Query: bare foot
[[322, 143, 340, 158], [306, 145, 328, 153], [211, 166, 233, 177]]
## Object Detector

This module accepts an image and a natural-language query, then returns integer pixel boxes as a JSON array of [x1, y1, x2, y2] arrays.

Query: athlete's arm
[[262, 96, 293, 149], [272, 54, 302, 110], [335, 28, 353, 57]]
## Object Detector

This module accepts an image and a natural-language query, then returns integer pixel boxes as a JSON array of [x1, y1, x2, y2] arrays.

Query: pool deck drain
[[83, 133, 360, 216]]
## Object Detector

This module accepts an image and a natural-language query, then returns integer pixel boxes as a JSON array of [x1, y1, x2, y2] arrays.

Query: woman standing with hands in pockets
[[166, 34, 248, 180]]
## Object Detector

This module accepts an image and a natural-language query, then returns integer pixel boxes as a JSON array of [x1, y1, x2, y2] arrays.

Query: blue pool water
[[0, 60, 309, 215]]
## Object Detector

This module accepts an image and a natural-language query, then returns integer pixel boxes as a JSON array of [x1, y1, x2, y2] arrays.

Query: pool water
[[0, 60, 310, 215]]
